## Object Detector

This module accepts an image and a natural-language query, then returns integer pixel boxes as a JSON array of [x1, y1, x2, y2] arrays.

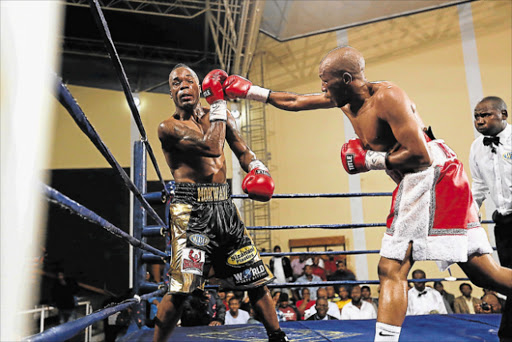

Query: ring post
[[132, 140, 147, 326]]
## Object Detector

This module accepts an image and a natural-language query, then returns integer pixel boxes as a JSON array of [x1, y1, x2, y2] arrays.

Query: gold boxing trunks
[[167, 183, 274, 294]]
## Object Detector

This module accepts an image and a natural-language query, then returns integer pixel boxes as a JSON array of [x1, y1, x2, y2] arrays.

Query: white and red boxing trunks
[[381, 139, 493, 270]]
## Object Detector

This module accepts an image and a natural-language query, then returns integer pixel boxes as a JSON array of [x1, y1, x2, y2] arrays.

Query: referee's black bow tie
[[418, 291, 427, 297], [483, 136, 500, 153]]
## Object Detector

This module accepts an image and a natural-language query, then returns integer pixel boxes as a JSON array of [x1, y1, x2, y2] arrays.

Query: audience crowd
[[144, 246, 505, 327]]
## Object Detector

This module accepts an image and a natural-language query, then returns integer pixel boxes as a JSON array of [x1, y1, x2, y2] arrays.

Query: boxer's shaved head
[[321, 46, 365, 79]]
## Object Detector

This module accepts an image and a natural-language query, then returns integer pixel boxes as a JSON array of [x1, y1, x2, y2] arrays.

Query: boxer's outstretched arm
[[380, 87, 432, 171], [268, 92, 336, 111], [158, 116, 226, 157], [225, 112, 256, 172]]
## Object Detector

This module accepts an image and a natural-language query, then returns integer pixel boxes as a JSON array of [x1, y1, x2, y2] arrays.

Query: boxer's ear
[[342, 72, 352, 85]]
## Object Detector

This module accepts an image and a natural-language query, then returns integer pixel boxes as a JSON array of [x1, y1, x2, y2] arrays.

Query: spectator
[[341, 286, 377, 320], [323, 251, 338, 277], [305, 287, 341, 320], [406, 269, 447, 315], [181, 294, 211, 326], [147, 295, 163, 326], [206, 290, 225, 326], [294, 265, 323, 300], [277, 293, 300, 321], [306, 298, 339, 320], [361, 285, 379, 312], [475, 293, 503, 314], [269, 245, 293, 296], [310, 256, 327, 281], [271, 290, 281, 308], [306, 255, 324, 269], [454, 283, 481, 314], [482, 288, 506, 308], [224, 297, 250, 325], [296, 288, 315, 319], [51, 269, 79, 324], [291, 254, 310, 279], [247, 306, 262, 324], [217, 290, 227, 310], [328, 260, 356, 293], [469, 95, 511, 340], [326, 285, 340, 303], [336, 285, 352, 312], [434, 281, 455, 313]]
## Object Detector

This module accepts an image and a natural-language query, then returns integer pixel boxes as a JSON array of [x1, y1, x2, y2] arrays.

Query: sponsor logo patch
[[227, 245, 257, 267], [189, 234, 210, 247], [203, 89, 212, 98], [233, 260, 268, 285], [503, 151, 512, 161], [196, 186, 229, 202], [182, 248, 205, 275], [346, 154, 355, 171]]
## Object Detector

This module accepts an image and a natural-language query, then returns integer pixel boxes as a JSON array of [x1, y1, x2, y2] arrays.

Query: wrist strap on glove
[[246, 86, 271, 103], [209, 100, 227, 122], [365, 151, 389, 170], [248, 159, 268, 172]]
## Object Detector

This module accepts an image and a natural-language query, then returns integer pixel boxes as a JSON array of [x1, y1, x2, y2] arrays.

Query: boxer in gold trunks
[[153, 65, 287, 342]]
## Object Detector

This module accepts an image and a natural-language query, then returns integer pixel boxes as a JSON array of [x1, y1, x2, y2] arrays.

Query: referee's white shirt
[[469, 123, 512, 216], [407, 287, 447, 316]]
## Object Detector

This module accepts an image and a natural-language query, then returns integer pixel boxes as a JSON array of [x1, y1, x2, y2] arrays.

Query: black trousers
[[493, 210, 512, 341]]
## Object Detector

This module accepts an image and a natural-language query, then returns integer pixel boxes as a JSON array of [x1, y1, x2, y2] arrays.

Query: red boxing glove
[[242, 161, 275, 202], [341, 138, 369, 174], [223, 75, 271, 103], [202, 69, 228, 121], [202, 69, 227, 105]]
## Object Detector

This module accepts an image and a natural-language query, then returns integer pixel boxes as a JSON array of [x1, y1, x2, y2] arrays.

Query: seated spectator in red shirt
[[296, 288, 315, 320], [323, 251, 338, 278], [277, 293, 300, 321], [311, 256, 327, 281]]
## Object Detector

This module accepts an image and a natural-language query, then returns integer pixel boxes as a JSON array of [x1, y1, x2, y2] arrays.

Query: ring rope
[[87, 0, 169, 197], [44, 184, 167, 258], [231, 192, 393, 199], [248, 223, 386, 230], [247, 220, 494, 230], [263, 278, 471, 289], [24, 288, 166, 342], [53, 76, 168, 230]]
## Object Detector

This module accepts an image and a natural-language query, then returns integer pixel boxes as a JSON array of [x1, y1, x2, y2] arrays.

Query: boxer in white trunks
[[221, 46, 512, 342]]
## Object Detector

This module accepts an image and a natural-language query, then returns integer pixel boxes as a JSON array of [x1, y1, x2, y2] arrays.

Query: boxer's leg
[[375, 242, 414, 341], [153, 293, 186, 342]]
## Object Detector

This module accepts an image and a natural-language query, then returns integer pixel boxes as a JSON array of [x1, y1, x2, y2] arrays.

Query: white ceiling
[[261, 0, 473, 41]]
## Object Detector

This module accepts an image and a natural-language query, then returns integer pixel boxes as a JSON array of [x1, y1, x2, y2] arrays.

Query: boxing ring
[[25, 1, 501, 341]]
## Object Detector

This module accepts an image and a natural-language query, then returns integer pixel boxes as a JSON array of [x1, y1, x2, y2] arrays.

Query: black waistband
[[174, 183, 230, 202]]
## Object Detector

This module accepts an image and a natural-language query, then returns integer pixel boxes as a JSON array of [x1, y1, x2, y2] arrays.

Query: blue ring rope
[[248, 223, 386, 230], [24, 288, 166, 342], [247, 221, 494, 230], [44, 184, 167, 258], [53, 76, 168, 230], [199, 277, 471, 290], [231, 192, 393, 198], [87, 0, 169, 198]]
